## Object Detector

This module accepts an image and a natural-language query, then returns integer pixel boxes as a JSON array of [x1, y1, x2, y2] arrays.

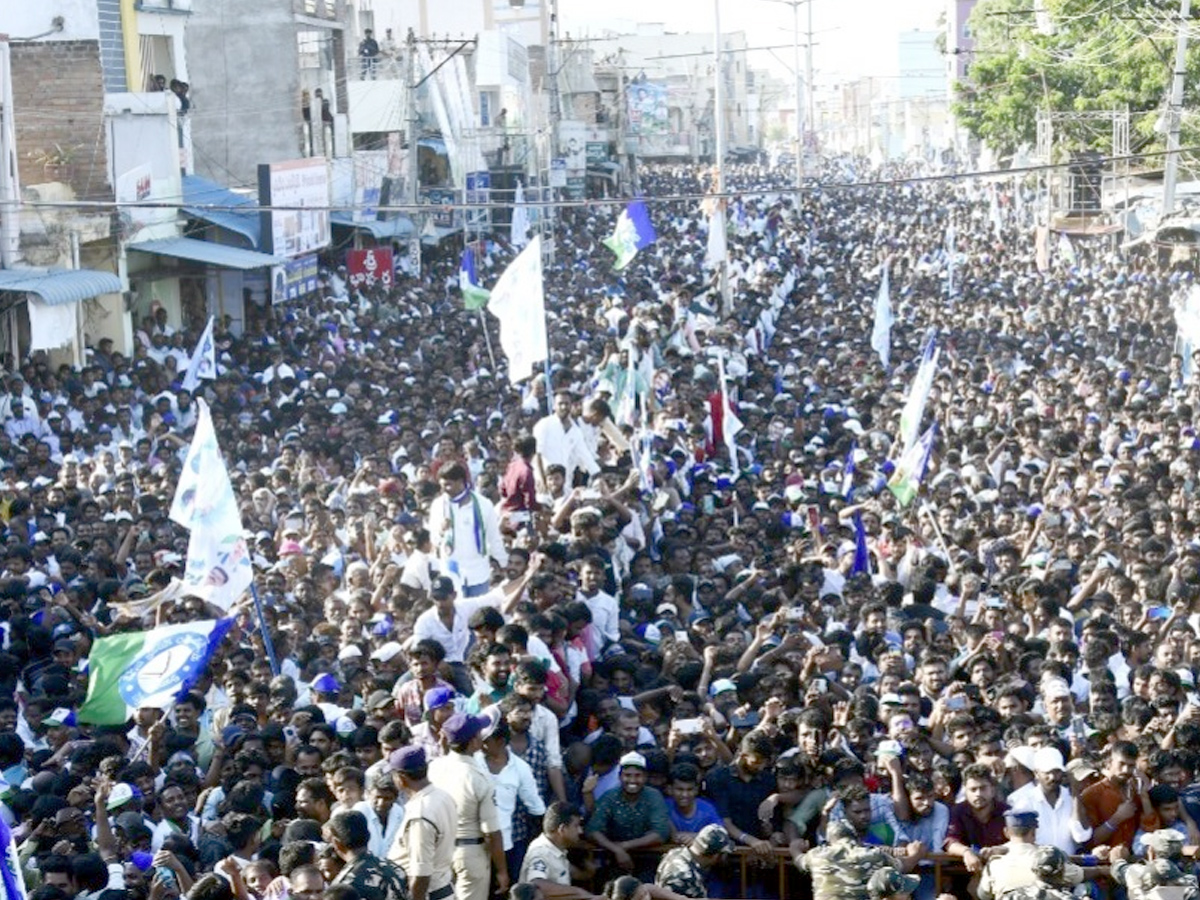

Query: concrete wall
[[3, 1, 100, 42], [11, 40, 112, 201], [185, 0, 303, 185]]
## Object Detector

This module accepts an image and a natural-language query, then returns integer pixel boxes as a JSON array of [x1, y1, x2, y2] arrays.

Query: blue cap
[[389, 745, 426, 773], [424, 686, 456, 711], [311, 673, 340, 693], [1004, 809, 1038, 827], [442, 712, 486, 745]]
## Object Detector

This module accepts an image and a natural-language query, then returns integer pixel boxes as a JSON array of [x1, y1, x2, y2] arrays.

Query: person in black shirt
[[703, 731, 776, 862]]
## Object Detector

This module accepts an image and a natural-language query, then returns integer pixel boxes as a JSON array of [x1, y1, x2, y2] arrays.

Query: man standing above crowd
[[428, 461, 508, 596], [534, 390, 599, 488]]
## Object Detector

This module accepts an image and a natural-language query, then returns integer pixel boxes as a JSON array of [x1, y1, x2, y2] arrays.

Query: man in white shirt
[[356, 769, 405, 858], [412, 576, 501, 694], [533, 391, 599, 488], [1006, 746, 1091, 854], [476, 712, 546, 867], [576, 556, 620, 646], [427, 462, 507, 597]]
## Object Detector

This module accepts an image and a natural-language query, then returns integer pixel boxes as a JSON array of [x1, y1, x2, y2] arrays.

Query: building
[[185, 0, 351, 185], [0, 1, 202, 361], [349, 0, 551, 47], [945, 0, 979, 156], [589, 23, 754, 162]]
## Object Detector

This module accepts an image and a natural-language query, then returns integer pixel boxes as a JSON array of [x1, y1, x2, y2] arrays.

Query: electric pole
[[1162, 0, 1191, 217], [404, 28, 421, 276]]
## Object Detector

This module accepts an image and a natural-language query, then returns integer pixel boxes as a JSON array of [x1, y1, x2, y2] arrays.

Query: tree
[[952, 0, 1200, 160]]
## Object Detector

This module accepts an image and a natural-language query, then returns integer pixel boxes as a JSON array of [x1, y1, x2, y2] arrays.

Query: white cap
[[619, 752, 647, 769], [1005, 746, 1037, 771], [1032, 747, 1065, 772], [371, 641, 404, 663], [337, 645, 364, 661]]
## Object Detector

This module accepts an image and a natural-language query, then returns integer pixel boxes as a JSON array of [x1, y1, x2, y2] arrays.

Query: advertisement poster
[[258, 159, 332, 257], [273, 254, 320, 303], [558, 120, 587, 171], [627, 82, 669, 136]]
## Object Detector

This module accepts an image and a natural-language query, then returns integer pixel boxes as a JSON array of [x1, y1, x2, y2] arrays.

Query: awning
[[181, 174, 261, 249], [0, 267, 122, 305], [331, 211, 415, 240], [421, 225, 461, 247], [129, 238, 283, 270]]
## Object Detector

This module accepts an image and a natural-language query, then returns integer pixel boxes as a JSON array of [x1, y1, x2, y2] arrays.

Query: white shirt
[[532, 415, 599, 483], [354, 798, 405, 859], [1007, 782, 1091, 853], [152, 814, 201, 851], [578, 589, 620, 644], [427, 491, 508, 588], [412, 595, 503, 664], [474, 748, 546, 850]]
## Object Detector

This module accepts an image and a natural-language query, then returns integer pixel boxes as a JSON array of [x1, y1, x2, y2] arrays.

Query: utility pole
[[805, 0, 815, 152], [1162, 0, 1191, 217], [713, 0, 730, 314], [791, 1, 802, 189], [404, 28, 421, 277]]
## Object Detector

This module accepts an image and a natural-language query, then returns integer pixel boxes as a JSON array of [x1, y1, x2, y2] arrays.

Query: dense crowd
[[1, 155, 1199, 900]]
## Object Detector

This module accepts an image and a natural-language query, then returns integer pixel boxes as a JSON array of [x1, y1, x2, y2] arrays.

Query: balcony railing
[[295, 0, 342, 21], [136, 0, 192, 11]]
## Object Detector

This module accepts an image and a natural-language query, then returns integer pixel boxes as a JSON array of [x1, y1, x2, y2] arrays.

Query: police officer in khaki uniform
[[977, 811, 1088, 900], [388, 746, 457, 900], [428, 713, 508, 900]]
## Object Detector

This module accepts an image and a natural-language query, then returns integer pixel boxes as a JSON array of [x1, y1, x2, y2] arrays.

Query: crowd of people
[[1, 154, 1199, 900]]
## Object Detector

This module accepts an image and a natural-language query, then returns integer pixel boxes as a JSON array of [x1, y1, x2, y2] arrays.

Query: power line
[[16, 143, 1200, 217]]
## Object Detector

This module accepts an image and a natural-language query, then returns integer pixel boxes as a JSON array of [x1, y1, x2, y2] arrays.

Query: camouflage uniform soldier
[[655, 825, 735, 899], [1112, 832, 1200, 900], [867, 869, 921, 900], [799, 821, 901, 900], [1136, 860, 1200, 900]]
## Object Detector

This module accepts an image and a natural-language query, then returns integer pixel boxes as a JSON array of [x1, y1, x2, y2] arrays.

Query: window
[[138, 34, 175, 87]]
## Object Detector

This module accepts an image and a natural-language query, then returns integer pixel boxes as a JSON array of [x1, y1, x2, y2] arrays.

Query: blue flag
[[851, 512, 871, 577], [0, 816, 24, 900], [603, 201, 657, 270]]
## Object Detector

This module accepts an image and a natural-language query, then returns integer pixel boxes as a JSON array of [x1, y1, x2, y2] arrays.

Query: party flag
[[78, 619, 233, 724], [603, 201, 657, 270]]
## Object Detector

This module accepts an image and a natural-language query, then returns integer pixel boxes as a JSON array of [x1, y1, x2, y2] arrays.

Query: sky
[[558, 0, 946, 89]]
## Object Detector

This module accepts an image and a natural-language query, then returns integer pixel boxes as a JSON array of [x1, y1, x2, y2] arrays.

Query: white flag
[[870, 265, 893, 368], [487, 235, 547, 384], [181, 317, 216, 392], [716, 352, 744, 476], [897, 331, 939, 456], [510, 180, 530, 248], [945, 224, 956, 298], [705, 206, 728, 270], [169, 399, 252, 610]]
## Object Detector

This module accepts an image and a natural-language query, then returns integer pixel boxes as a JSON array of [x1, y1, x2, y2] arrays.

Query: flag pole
[[250, 584, 280, 676], [479, 309, 498, 373]]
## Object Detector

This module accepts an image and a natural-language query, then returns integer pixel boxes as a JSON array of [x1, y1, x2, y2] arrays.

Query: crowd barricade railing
[[578, 846, 977, 896]]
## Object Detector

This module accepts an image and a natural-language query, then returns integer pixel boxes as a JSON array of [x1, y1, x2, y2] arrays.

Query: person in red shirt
[[944, 763, 1008, 873], [1079, 741, 1147, 851], [500, 435, 540, 535]]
